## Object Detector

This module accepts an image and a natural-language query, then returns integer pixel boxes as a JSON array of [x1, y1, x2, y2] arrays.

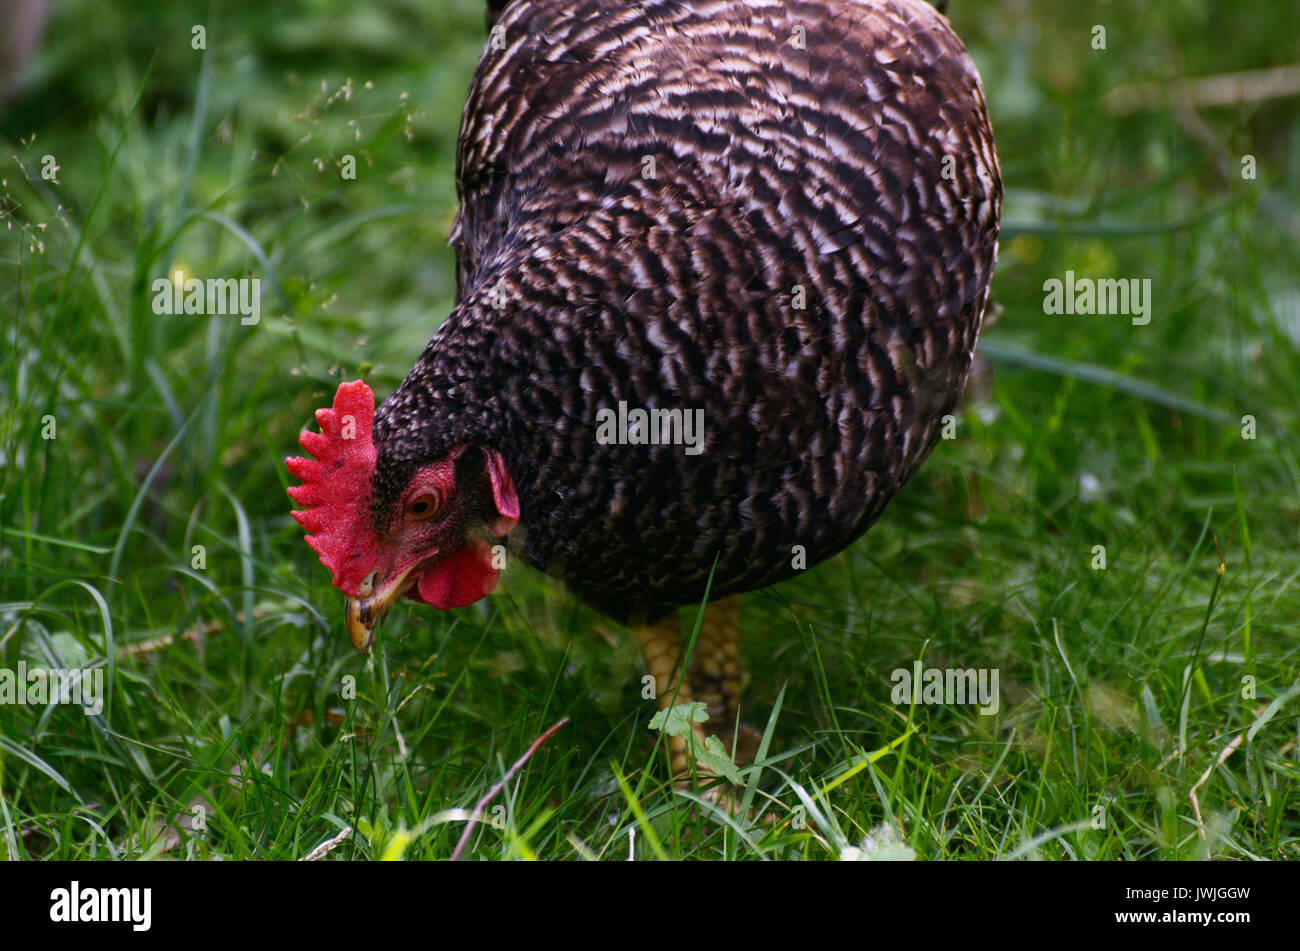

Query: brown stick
[[301, 825, 354, 861], [449, 716, 571, 861], [1106, 63, 1300, 115], [1188, 730, 1246, 843], [116, 609, 264, 659]]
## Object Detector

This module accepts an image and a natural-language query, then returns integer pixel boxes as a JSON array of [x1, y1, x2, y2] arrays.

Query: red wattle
[[412, 540, 500, 610]]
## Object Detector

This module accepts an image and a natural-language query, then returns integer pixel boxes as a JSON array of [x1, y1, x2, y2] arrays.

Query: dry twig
[[449, 716, 571, 861]]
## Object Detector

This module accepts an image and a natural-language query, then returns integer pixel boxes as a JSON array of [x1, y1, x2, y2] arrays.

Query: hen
[[288, 0, 1001, 776]]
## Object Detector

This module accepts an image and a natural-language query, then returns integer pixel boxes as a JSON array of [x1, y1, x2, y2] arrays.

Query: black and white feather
[[373, 0, 1001, 622]]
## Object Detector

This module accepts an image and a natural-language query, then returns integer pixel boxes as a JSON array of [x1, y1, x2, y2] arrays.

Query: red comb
[[286, 380, 379, 596]]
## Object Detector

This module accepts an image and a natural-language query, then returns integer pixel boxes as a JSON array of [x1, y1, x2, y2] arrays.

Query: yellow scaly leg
[[632, 610, 705, 778], [634, 594, 756, 782]]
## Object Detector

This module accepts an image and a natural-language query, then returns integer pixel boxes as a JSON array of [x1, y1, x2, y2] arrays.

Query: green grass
[[2, 0, 1298, 860]]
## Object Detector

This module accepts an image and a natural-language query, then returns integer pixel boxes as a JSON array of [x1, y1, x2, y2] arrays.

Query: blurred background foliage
[[1, 0, 1297, 859]]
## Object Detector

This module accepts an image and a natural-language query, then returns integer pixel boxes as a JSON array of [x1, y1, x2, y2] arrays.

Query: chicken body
[[373, 0, 1000, 627]]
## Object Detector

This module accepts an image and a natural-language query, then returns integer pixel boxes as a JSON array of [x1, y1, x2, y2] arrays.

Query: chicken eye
[[406, 491, 441, 521]]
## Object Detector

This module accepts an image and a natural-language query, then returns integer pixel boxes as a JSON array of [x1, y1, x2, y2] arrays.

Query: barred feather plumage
[[372, 0, 1001, 622]]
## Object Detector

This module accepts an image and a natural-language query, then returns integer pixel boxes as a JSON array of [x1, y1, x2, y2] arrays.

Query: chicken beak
[[344, 565, 417, 655]]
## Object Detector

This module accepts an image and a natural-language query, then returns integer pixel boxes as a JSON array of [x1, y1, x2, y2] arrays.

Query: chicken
[[288, 0, 1001, 777]]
